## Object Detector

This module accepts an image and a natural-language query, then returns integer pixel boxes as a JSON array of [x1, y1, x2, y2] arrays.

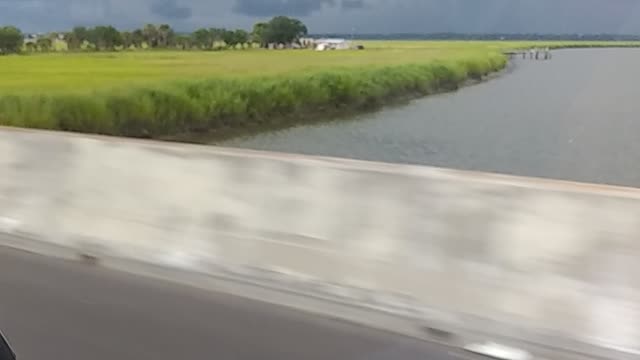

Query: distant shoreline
[[313, 33, 640, 41]]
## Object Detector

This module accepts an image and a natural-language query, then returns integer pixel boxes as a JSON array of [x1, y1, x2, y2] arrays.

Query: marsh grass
[[0, 41, 637, 139]]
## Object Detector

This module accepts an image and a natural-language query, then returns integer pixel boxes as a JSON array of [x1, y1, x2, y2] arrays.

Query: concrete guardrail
[[1, 127, 639, 356]]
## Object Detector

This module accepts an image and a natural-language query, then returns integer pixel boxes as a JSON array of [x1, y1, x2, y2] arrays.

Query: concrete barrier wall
[[1, 127, 639, 354]]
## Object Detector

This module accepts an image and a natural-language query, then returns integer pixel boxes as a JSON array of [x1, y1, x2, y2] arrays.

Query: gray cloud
[[2, 0, 640, 35], [150, 0, 192, 19], [232, 0, 335, 17], [341, 0, 365, 10]]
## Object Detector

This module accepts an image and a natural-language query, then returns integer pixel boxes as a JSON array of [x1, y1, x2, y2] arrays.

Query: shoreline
[[0, 53, 508, 142], [2, 44, 639, 143], [169, 63, 515, 145], [189, 56, 518, 145], [162, 57, 512, 144], [209, 45, 640, 145]]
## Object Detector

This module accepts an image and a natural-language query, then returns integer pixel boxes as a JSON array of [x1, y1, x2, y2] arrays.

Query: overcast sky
[[2, 0, 640, 34]]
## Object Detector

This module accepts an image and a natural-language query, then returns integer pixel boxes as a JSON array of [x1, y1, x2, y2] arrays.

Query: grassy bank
[[0, 41, 636, 140]]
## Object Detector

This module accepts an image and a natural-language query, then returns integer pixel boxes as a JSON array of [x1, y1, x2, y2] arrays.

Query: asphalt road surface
[[0, 247, 460, 360]]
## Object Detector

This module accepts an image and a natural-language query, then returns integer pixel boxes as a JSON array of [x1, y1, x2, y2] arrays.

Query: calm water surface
[[222, 49, 640, 188]]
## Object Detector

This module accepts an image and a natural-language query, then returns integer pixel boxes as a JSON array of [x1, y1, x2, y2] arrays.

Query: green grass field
[[0, 41, 637, 140], [3, 40, 634, 95], [0, 42, 498, 95]]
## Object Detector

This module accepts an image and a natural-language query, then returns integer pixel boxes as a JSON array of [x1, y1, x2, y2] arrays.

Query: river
[[221, 48, 640, 188]]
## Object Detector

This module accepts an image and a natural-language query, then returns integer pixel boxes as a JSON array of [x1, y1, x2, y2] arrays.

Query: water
[[222, 49, 640, 188]]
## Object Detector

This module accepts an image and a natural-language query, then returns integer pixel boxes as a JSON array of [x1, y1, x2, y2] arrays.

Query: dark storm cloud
[[232, 0, 335, 17], [2, 0, 640, 34], [150, 0, 192, 19]]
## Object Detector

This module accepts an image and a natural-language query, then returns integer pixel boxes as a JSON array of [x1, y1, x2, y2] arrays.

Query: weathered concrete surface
[[1, 127, 639, 355]]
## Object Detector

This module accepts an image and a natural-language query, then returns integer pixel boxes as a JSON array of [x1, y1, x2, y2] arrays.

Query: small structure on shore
[[262, 38, 362, 51], [314, 38, 352, 51], [299, 37, 315, 48]]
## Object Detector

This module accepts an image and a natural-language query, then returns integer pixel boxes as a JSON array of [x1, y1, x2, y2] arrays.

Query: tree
[[121, 31, 133, 49], [142, 24, 159, 48], [262, 16, 307, 45], [72, 26, 89, 42], [210, 28, 225, 41], [65, 26, 89, 50], [251, 22, 268, 48], [222, 29, 238, 48], [174, 35, 192, 50], [36, 37, 52, 52], [132, 29, 145, 48], [102, 26, 123, 50], [46, 32, 61, 50], [234, 30, 249, 48], [65, 32, 81, 50], [158, 24, 175, 47], [0, 26, 23, 54], [25, 41, 36, 52], [191, 28, 210, 49], [209, 28, 226, 48], [48, 32, 60, 42], [88, 26, 122, 51]]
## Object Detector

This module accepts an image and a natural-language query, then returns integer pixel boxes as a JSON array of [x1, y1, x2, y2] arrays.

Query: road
[[0, 247, 460, 360]]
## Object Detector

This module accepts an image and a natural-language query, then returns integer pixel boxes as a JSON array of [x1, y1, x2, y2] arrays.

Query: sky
[[2, 0, 640, 34]]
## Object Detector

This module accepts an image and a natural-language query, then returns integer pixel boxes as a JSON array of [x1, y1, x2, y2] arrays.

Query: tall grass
[[0, 51, 506, 139], [1, 40, 637, 140]]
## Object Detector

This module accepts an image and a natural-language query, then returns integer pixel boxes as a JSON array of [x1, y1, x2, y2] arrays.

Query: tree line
[[0, 16, 308, 54]]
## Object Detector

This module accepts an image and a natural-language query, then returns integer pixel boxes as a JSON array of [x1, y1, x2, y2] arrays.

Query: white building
[[299, 37, 315, 48], [314, 38, 352, 51]]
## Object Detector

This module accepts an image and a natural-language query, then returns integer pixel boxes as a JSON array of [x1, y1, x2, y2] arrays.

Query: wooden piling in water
[[527, 49, 551, 61], [504, 49, 552, 61]]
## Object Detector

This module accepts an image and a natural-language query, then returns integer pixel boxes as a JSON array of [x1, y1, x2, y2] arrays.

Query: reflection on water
[[222, 49, 640, 188]]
